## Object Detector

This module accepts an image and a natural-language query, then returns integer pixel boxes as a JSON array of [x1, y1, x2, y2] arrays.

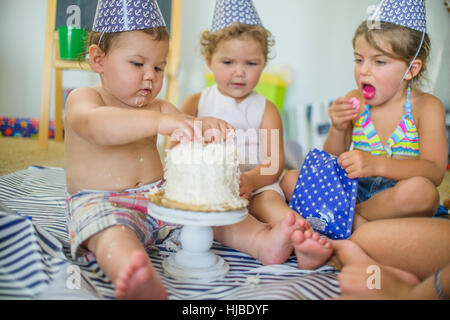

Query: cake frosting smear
[[160, 141, 248, 212]]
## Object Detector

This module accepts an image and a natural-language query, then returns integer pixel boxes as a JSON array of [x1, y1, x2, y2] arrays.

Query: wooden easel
[[38, 0, 182, 151]]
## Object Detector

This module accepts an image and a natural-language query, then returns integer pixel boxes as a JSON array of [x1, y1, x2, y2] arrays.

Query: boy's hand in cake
[[196, 116, 235, 143], [161, 113, 196, 143], [239, 173, 254, 199]]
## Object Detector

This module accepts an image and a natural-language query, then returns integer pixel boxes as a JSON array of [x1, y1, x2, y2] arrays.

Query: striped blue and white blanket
[[0, 166, 340, 300]]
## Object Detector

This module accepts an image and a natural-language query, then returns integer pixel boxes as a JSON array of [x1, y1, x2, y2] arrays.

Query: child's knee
[[394, 177, 439, 215], [85, 225, 140, 255]]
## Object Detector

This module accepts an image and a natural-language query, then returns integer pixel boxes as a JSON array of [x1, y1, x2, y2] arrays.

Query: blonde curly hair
[[200, 22, 274, 64]]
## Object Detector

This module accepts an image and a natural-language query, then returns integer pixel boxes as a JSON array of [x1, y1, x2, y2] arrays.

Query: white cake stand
[[148, 201, 248, 282]]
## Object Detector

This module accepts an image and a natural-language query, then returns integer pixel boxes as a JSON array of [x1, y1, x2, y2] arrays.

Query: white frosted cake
[[150, 141, 248, 212]]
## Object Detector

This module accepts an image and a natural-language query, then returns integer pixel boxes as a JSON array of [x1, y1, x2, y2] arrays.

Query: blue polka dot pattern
[[288, 149, 358, 240], [369, 0, 427, 33], [211, 0, 263, 33], [92, 0, 166, 33]]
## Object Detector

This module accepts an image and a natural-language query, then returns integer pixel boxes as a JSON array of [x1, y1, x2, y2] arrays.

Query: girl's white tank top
[[197, 84, 266, 172]]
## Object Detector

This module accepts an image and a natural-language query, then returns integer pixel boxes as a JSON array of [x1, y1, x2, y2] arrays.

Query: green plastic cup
[[58, 26, 88, 60]]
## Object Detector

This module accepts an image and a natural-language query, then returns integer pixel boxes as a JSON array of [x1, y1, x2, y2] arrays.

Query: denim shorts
[[357, 176, 397, 203], [357, 176, 448, 217]]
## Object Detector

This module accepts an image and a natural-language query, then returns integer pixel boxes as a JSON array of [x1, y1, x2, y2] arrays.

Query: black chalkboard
[[55, 0, 172, 32]]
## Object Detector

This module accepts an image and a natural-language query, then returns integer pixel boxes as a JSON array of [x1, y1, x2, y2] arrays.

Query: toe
[[285, 211, 296, 225], [304, 230, 313, 239], [297, 219, 309, 230], [318, 237, 326, 245], [292, 229, 305, 245], [311, 232, 320, 241]]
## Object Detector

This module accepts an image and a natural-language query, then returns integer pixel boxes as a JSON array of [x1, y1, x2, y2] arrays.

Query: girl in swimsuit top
[[322, 18, 447, 229]]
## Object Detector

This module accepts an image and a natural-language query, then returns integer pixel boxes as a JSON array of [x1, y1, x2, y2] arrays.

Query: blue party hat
[[92, 0, 166, 33], [211, 0, 263, 33], [368, 0, 427, 33]]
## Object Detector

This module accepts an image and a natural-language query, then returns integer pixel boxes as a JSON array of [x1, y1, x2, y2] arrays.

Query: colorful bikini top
[[352, 86, 419, 158]]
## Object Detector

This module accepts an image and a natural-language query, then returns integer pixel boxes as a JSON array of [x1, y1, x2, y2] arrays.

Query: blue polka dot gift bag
[[288, 149, 358, 240]]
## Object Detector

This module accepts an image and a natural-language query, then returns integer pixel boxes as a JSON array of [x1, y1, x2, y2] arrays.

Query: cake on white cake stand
[[148, 201, 248, 282]]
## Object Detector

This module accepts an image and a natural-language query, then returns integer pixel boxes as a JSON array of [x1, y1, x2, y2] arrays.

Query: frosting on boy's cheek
[[135, 95, 146, 108]]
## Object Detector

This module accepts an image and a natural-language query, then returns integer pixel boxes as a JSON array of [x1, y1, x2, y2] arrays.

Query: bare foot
[[331, 240, 420, 286], [115, 251, 168, 300], [292, 229, 333, 270], [295, 215, 311, 230], [256, 211, 307, 265]]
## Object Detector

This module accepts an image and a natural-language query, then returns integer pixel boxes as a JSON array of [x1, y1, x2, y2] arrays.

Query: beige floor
[[0, 136, 449, 204], [0, 137, 65, 175]]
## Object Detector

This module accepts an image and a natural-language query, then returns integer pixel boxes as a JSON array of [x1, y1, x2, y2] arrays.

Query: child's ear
[[206, 58, 212, 70], [88, 45, 105, 73], [405, 59, 423, 81]]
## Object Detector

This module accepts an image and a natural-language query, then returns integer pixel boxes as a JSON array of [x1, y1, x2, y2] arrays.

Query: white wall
[[0, 1, 46, 119], [0, 0, 99, 120], [178, 0, 371, 110], [177, 0, 450, 111], [0, 0, 448, 120]]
